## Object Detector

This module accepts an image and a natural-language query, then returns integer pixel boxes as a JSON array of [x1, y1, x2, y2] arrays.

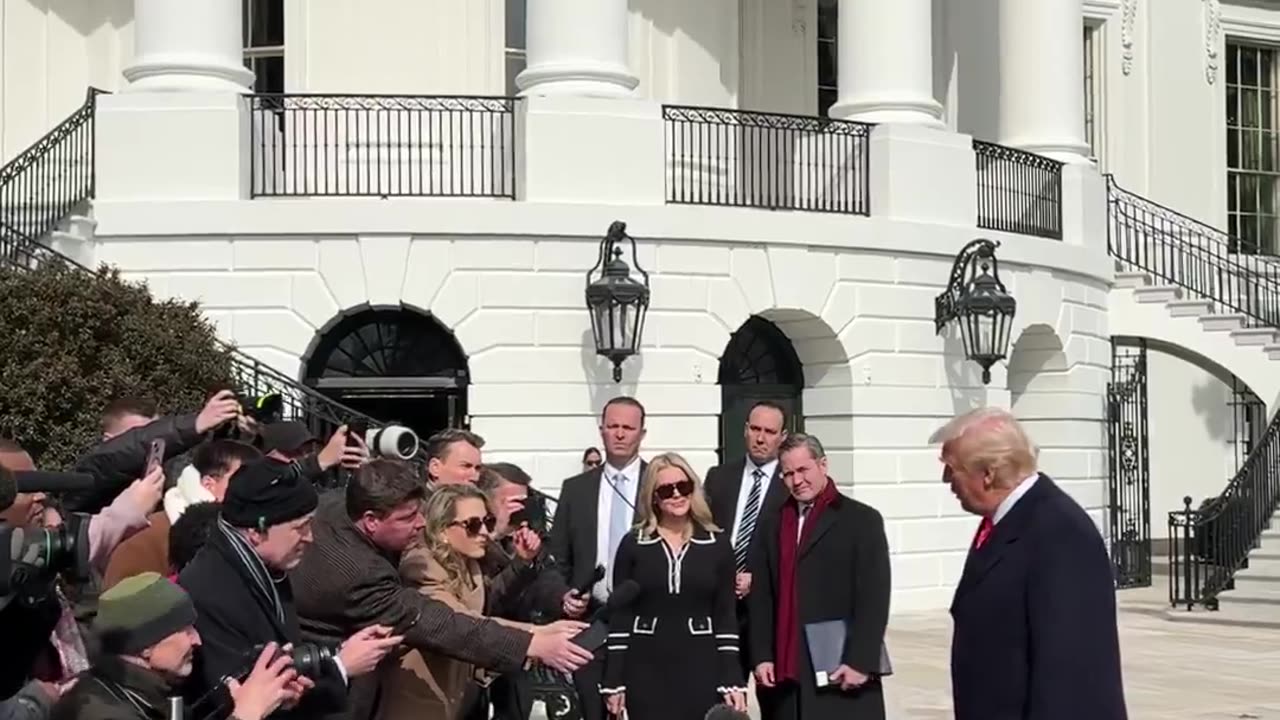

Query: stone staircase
[[1165, 515, 1280, 629]]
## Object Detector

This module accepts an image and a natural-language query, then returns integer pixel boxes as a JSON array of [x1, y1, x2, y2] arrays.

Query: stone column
[[996, 0, 1092, 163], [517, 0, 638, 97], [123, 0, 254, 92], [828, 0, 943, 126]]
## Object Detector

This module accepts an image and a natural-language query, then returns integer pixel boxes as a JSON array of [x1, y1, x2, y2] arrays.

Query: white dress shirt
[[730, 458, 778, 549], [993, 472, 1040, 525], [595, 456, 642, 600]]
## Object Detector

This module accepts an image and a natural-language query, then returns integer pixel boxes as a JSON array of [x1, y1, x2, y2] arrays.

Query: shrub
[[0, 262, 234, 469]]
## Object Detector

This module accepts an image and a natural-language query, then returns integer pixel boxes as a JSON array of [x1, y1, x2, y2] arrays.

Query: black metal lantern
[[934, 239, 1017, 385], [586, 221, 651, 382]]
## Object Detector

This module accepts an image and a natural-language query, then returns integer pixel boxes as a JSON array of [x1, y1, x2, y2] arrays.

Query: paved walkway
[[877, 583, 1280, 719]]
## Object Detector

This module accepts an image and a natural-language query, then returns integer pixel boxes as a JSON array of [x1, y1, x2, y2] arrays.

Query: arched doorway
[[717, 316, 805, 464], [303, 307, 469, 440]]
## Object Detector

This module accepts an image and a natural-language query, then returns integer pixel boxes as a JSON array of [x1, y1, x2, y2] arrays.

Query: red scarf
[[774, 480, 839, 682]]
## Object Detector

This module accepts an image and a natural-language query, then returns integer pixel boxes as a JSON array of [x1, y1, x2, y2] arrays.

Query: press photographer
[[0, 440, 165, 705], [49, 572, 302, 720], [178, 450, 402, 720]]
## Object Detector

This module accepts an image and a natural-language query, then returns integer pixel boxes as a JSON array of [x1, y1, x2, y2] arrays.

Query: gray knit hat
[[94, 572, 197, 655]]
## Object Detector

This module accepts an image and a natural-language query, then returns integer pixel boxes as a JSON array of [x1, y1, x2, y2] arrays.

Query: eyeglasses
[[452, 514, 497, 536], [654, 479, 695, 500], [585, 459, 602, 468]]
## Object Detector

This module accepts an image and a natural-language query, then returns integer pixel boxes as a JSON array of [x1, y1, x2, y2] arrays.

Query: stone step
[[1239, 557, 1280, 575], [1164, 602, 1280, 630], [1166, 298, 1214, 317], [1200, 313, 1248, 331], [1114, 270, 1151, 289], [61, 214, 96, 240], [1133, 285, 1182, 303], [1231, 327, 1280, 346], [1215, 584, 1280, 606]]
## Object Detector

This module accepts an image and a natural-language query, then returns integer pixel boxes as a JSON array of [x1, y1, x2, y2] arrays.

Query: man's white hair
[[929, 407, 1039, 487]]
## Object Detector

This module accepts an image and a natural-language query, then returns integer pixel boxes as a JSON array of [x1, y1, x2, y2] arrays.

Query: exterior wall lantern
[[934, 238, 1017, 385], [585, 221, 651, 382]]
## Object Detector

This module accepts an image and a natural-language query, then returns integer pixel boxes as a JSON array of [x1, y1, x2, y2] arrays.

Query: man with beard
[[50, 572, 299, 720]]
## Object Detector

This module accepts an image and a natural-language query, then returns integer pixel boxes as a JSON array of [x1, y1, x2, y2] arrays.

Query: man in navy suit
[[933, 407, 1127, 720]]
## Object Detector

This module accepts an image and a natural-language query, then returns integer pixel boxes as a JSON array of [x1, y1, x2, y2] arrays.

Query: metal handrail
[[1108, 179, 1280, 609], [0, 89, 386, 434], [973, 139, 1063, 240]]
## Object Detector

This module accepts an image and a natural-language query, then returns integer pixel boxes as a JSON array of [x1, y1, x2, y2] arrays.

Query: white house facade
[[7, 0, 1280, 618]]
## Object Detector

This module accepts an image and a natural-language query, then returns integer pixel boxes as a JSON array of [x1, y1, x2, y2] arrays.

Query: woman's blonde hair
[[421, 483, 492, 597], [633, 452, 719, 538]]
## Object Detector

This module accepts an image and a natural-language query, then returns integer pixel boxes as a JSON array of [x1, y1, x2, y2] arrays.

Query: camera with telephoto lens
[[248, 642, 337, 681], [347, 420, 419, 460], [0, 518, 92, 611]]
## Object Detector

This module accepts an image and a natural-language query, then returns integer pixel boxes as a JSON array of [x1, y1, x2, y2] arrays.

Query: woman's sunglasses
[[655, 479, 695, 500], [452, 514, 497, 536]]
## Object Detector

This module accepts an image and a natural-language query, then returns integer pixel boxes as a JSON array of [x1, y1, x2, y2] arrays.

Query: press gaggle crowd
[[0, 387, 1132, 720]]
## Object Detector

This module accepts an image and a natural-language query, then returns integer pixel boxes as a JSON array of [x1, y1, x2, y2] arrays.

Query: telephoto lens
[[247, 642, 336, 681]]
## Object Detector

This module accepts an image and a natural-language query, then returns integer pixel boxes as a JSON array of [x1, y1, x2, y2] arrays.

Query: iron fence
[[663, 105, 871, 215], [0, 88, 99, 254], [1109, 177, 1280, 329], [249, 94, 519, 198], [973, 140, 1063, 240], [1168, 409, 1280, 609]]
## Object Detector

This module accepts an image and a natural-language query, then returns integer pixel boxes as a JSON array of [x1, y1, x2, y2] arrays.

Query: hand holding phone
[[146, 438, 166, 476]]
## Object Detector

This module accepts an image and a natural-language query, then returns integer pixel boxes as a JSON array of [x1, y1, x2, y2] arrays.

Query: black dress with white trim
[[600, 525, 746, 720]]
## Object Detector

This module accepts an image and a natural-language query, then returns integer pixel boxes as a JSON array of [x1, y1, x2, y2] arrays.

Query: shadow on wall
[[943, 0, 1000, 140], [34, 0, 132, 35], [630, 0, 739, 102], [1007, 324, 1069, 410], [1147, 338, 1252, 444], [941, 326, 988, 415], [580, 327, 644, 414]]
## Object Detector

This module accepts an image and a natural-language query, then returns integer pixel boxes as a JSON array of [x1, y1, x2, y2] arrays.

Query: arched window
[[717, 316, 805, 463], [305, 308, 467, 385]]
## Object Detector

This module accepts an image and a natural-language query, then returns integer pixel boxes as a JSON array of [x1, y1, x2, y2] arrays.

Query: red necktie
[[973, 517, 994, 550]]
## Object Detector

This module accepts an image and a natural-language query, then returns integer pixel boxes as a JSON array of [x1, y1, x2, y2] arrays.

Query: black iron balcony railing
[[1168, 410, 1280, 609], [0, 89, 385, 436], [1109, 177, 1280, 329], [973, 140, 1063, 240], [662, 105, 871, 215], [249, 94, 519, 199]]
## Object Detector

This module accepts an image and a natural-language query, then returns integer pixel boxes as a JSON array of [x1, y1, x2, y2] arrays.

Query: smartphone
[[146, 438, 166, 476], [347, 420, 368, 449]]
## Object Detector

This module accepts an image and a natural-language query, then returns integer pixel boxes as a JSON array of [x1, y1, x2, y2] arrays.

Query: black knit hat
[[221, 459, 318, 530], [95, 572, 197, 655]]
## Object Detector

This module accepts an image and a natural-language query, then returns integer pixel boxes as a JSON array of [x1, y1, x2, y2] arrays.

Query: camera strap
[[93, 676, 162, 720]]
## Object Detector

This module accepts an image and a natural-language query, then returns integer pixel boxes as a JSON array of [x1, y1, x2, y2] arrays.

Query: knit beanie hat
[[95, 572, 197, 655], [221, 459, 319, 531]]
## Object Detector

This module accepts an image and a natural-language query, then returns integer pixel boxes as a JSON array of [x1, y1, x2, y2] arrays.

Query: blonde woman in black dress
[[601, 452, 748, 719]]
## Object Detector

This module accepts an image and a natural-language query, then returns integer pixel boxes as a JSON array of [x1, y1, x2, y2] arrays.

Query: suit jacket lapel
[[583, 468, 603, 566], [799, 495, 841, 558], [951, 476, 1052, 605]]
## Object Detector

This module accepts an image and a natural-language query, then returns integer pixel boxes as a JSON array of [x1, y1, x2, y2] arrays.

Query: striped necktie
[[734, 468, 765, 571]]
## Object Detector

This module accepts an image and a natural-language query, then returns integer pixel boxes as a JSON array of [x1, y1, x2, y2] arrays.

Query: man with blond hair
[[934, 408, 1127, 720]]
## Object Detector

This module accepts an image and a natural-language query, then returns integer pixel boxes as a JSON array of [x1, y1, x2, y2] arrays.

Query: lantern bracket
[[934, 238, 1006, 334]]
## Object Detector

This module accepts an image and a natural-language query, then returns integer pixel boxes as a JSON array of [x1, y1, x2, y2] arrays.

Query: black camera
[[239, 393, 284, 424], [248, 642, 337, 681], [0, 518, 91, 609]]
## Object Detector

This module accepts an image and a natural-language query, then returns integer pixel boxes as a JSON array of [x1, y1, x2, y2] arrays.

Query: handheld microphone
[[704, 705, 750, 720], [570, 579, 641, 651], [573, 564, 606, 596]]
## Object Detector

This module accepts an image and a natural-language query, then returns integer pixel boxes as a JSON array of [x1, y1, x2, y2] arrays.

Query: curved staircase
[[1107, 177, 1280, 625]]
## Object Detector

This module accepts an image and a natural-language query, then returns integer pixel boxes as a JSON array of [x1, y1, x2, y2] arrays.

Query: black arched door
[[304, 308, 468, 439], [717, 316, 805, 464]]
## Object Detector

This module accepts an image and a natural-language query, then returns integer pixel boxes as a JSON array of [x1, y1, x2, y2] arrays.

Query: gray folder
[[803, 620, 894, 687]]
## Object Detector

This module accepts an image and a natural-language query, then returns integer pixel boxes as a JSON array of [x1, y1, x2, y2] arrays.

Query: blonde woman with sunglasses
[[380, 484, 546, 720], [600, 452, 748, 720]]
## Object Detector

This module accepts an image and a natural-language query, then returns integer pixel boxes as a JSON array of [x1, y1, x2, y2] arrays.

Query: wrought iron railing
[[973, 140, 1063, 240], [1109, 177, 1280, 329], [0, 88, 99, 250], [0, 90, 385, 435], [1168, 410, 1280, 609], [662, 105, 871, 215], [249, 94, 519, 198]]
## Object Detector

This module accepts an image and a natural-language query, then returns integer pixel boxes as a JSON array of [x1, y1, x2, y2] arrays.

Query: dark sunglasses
[[584, 459, 602, 468], [452, 514, 497, 536], [655, 479, 695, 500]]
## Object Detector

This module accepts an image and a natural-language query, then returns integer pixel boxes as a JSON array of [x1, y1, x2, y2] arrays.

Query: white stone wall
[[94, 199, 1111, 613]]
